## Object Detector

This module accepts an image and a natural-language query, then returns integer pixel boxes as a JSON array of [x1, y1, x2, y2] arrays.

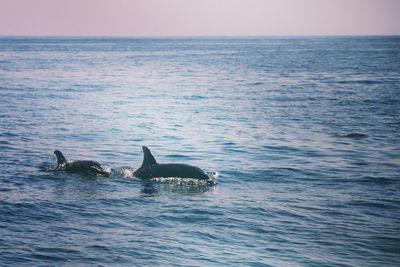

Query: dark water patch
[[0, 255, 41, 266], [347, 199, 396, 210], [0, 187, 13, 192], [225, 168, 306, 184], [336, 79, 382, 85], [162, 135, 184, 141], [158, 213, 213, 225], [221, 141, 236, 146], [43, 92, 70, 99], [0, 140, 12, 145], [0, 144, 18, 151], [350, 160, 370, 166], [247, 81, 265, 86], [30, 253, 68, 263], [221, 146, 248, 154], [20, 136, 34, 142], [359, 176, 397, 185], [35, 246, 82, 255], [262, 145, 303, 153], [112, 100, 130, 105], [85, 244, 111, 251], [1, 131, 18, 137], [337, 133, 368, 139], [369, 236, 400, 254], [166, 207, 225, 217], [183, 95, 208, 100]]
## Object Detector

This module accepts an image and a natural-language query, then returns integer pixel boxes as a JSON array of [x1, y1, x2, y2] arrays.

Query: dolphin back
[[67, 160, 109, 175], [134, 146, 210, 180], [52, 150, 109, 175], [135, 163, 210, 180]]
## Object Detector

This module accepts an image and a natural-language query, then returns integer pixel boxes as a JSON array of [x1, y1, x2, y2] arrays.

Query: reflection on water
[[140, 179, 216, 197]]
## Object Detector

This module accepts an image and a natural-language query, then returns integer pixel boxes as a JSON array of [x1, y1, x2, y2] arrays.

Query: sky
[[0, 0, 399, 36]]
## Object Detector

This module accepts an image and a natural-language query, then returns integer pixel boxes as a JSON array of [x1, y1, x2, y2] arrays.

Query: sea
[[0, 36, 399, 266]]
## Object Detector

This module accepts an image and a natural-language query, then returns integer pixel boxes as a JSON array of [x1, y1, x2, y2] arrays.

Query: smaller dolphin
[[52, 150, 110, 175], [133, 146, 211, 180]]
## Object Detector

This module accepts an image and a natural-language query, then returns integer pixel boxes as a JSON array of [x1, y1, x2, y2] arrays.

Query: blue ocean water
[[0, 36, 399, 266]]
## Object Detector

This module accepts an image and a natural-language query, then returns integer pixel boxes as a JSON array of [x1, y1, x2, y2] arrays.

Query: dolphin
[[133, 146, 211, 180], [52, 150, 110, 175]]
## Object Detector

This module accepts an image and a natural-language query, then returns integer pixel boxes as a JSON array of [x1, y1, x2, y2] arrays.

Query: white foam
[[121, 169, 134, 178]]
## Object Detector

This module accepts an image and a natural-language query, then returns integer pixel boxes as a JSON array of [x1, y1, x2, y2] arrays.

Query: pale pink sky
[[0, 0, 399, 36]]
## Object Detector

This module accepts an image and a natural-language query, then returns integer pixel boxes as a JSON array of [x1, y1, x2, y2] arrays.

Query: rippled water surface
[[1, 37, 400, 266]]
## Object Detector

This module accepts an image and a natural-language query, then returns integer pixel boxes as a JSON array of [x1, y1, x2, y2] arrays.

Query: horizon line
[[1, 34, 399, 38]]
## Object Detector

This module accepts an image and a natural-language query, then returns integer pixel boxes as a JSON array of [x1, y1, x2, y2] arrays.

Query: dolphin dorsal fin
[[54, 150, 67, 168], [141, 146, 157, 167]]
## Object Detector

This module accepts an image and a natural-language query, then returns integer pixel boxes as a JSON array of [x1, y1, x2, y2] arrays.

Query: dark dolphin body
[[52, 150, 109, 175], [133, 146, 210, 180]]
